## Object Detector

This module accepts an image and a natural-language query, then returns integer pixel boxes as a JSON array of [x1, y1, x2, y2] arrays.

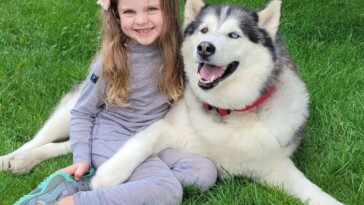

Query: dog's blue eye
[[228, 32, 240, 39], [201, 27, 208, 34]]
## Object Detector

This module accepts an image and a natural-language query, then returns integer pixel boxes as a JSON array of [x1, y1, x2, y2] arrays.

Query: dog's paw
[[0, 154, 12, 171], [90, 164, 131, 189], [90, 170, 120, 189], [90, 174, 113, 189], [8, 153, 37, 174]]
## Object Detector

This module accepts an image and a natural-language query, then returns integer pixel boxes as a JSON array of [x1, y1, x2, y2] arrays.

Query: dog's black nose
[[197, 42, 215, 58]]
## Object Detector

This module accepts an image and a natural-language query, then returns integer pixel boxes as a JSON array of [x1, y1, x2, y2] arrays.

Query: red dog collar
[[203, 86, 275, 117]]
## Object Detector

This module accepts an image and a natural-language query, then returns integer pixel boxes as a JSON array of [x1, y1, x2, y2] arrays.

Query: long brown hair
[[99, 0, 184, 107]]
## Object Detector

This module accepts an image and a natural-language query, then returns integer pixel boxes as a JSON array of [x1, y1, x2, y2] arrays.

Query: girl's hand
[[60, 162, 90, 181]]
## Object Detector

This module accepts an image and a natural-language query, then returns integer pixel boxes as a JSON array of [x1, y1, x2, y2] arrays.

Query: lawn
[[0, 0, 363, 204]]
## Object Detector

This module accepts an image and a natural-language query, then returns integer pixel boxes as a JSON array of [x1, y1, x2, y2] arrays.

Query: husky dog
[[88, 1, 343, 204], [1, 0, 343, 204]]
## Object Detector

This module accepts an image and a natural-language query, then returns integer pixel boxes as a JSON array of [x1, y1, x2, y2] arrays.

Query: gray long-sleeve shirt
[[70, 42, 170, 165]]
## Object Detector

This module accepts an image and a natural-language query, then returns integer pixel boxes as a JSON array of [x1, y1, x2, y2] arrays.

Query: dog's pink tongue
[[200, 64, 224, 81]]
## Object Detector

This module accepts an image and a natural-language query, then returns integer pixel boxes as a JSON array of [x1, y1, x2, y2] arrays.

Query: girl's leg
[[73, 154, 183, 205], [158, 149, 217, 191]]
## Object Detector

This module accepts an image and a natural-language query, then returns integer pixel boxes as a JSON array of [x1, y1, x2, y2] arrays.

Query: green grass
[[0, 0, 363, 204]]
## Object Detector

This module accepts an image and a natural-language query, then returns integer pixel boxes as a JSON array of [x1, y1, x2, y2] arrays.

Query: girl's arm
[[70, 56, 105, 166]]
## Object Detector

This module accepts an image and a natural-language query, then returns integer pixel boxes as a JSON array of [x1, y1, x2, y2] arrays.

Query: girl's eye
[[200, 27, 208, 34], [148, 7, 158, 13], [123, 10, 135, 15], [228, 32, 240, 39]]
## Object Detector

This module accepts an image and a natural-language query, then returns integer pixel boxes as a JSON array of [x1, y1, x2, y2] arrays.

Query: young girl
[[15, 0, 217, 204]]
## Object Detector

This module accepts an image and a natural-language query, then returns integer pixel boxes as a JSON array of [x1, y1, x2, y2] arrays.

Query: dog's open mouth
[[197, 61, 239, 90]]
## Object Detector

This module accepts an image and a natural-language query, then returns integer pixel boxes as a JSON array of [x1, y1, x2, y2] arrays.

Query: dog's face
[[182, 0, 282, 109]]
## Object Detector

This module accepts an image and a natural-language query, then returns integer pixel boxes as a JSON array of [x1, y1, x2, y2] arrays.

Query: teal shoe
[[14, 167, 95, 205]]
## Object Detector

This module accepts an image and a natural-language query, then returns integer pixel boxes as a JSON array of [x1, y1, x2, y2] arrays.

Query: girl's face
[[118, 0, 163, 45]]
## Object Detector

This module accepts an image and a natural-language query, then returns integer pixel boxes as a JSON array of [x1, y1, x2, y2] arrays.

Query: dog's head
[[182, 0, 282, 109]]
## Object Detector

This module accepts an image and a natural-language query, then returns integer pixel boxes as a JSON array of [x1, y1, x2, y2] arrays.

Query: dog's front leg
[[91, 120, 172, 189], [8, 141, 71, 173], [0, 84, 79, 172], [259, 158, 344, 205]]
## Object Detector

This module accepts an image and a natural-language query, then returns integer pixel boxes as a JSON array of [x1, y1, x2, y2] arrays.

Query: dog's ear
[[257, 0, 281, 39], [183, 0, 205, 29]]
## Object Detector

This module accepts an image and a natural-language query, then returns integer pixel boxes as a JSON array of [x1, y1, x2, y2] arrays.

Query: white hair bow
[[97, 0, 111, 11]]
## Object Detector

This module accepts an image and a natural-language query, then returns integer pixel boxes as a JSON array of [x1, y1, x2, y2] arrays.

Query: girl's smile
[[119, 0, 163, 45], [135, 28, 154, 35]]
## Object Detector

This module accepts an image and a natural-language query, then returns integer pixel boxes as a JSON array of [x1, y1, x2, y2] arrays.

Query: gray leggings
[[73, 140, 217, 205]]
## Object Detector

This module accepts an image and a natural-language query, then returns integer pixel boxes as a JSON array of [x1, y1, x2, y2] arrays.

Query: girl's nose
[[135, 13, 148, 26]]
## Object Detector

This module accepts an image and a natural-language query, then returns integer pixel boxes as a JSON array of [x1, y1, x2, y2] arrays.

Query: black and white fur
[[89, 1, 343, 204], [1, 1, 343, 204]]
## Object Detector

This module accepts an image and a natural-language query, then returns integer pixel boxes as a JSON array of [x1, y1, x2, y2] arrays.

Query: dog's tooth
[[210, 75, 215, 82]]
